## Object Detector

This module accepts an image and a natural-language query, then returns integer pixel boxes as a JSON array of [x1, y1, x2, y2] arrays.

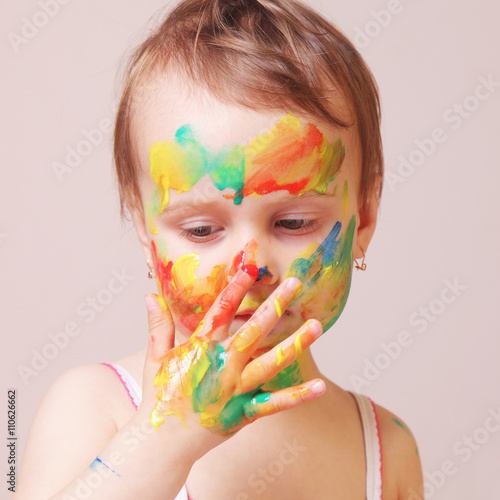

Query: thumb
[[144, 293, 175, 363], [141, 293, 175, 412]]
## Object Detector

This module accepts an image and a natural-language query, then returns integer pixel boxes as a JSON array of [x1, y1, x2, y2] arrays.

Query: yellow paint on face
[[152, 239, 229, 331], [237, 292, 268, 314], [171, 253, 201, 291], [152, 237, 272, 333], [259, 217, 356, 348], [241, 114, 344, 200], [146, 113, 345, 234]]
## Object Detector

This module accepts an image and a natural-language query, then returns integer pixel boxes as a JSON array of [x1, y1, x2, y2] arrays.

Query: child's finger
[[144, 293, 175, 362], [228, 277, 303, 362], [238, 319, 322, 394], [243, 379, 326, 422], [195, 266, 259, 341]]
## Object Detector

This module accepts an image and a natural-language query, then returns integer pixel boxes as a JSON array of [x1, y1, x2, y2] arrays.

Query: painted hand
[[143, 268, 325, 438]]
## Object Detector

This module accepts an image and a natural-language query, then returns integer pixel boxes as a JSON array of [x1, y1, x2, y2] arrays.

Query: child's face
[[133, 80, 375, 349]]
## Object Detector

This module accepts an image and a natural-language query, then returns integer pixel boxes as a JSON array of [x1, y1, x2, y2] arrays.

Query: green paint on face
[[209, 145, 246, 205], [147, 113, 345, 233]]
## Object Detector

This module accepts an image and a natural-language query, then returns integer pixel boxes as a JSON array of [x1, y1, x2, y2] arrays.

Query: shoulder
[[374, 402, 423, 499], [50, 361, 119, 392], [28, 362, 137, 442], [15, 363, 132, 498], [42, 362, 134, 419], [34, 363, 119, 420]]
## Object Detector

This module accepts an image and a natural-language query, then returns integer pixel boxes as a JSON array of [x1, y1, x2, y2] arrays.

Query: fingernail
[[306, 320, 323, 337], [241, 264, 259, 281], [145, 294, 158, 312], [310, 380, 326, 395], [285, 278, 303, 298], [145, 294, 166, 312]]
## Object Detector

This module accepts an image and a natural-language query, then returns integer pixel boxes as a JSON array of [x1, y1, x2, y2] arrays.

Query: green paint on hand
[[264, 360, 303, 391]]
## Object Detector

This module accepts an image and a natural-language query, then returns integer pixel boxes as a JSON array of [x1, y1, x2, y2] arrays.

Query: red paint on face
[[230, 250, 245, 272], [151, 236, 270, 334], [151, 240, 227, 331], [242, 123, 338, 198]]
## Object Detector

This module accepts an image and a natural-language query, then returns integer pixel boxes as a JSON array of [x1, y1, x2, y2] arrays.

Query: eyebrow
[[159, 190, 336, 216], [159, 198, 226, 215]]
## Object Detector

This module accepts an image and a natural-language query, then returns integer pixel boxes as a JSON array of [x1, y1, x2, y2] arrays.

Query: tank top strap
[[175, 485, 189, 500], [350, 392, 383, 500], [100, 362, 143, 409]]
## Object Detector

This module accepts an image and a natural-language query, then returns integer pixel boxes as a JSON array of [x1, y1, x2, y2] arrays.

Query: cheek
[[286, 215, 356, 331], [151, 239, 228, 332], [150, 238, 268, 332]]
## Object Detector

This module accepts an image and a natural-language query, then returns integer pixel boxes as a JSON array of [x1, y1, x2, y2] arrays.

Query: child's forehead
[[133, 74, 357, 167]]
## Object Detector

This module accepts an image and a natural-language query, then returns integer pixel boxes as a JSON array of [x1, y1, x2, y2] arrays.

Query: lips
[[234, 310, 256, 322], [235, 308, 257, 316]]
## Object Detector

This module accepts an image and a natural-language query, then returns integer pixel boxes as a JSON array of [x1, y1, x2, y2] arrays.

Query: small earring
[[354, 249, 367, 271], [147, 259, 155, 279]]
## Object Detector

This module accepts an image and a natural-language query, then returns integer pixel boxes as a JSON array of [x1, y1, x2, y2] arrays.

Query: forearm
[[49, 412, 194, 500]]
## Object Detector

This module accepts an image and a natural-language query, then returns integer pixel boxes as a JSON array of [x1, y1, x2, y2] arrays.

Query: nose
[[255, 266, 273, 283], [227, 238, 278, 286]]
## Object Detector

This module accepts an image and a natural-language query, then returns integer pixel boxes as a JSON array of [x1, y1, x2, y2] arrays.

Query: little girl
[[15, 0, 423, 499]]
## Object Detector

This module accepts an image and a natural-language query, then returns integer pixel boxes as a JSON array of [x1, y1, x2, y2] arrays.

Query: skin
[[148, 272, 324, 435], [148, 114, 355, 344], [131, 77, 380, 434], [12, 75, 423, 500]]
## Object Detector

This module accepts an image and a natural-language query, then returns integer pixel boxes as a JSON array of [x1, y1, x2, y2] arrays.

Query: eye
[[181, 225, 223, 241], [276, 219, 317, 233]]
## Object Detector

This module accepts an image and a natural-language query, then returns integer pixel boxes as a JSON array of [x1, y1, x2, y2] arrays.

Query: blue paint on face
[[256, 267, 273, 282]]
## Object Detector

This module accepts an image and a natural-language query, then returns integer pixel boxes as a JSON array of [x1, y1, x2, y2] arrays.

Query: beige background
[[2, 0, 499, 498]]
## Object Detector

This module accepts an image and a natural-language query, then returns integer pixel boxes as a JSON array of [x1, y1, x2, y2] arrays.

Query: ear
[[354, 176, 382, 260], [131, 207, 153, 266]]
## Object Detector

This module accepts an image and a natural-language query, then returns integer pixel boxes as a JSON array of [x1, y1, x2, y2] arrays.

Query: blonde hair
[[114, 0, 383, 217]]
